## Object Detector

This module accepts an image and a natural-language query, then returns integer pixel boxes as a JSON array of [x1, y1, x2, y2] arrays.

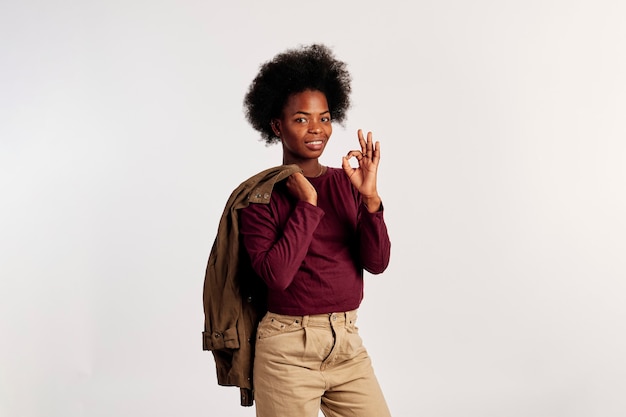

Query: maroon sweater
[[239, 167, 391, 315]]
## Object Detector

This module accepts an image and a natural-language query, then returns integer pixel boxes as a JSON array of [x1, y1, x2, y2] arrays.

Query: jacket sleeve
[[202, 240, 241, 351]]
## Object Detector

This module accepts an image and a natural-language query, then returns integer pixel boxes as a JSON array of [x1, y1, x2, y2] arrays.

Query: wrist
[[362, 194, 382, 213]]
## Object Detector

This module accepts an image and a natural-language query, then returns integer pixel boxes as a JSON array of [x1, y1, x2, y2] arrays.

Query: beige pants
[[253, 310, 391, 417]]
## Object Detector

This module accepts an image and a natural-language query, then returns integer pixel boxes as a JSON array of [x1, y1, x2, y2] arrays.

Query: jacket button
[[214, 332, 221, 338]]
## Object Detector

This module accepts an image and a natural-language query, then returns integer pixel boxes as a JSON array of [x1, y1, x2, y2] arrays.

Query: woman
[[240, 44, 392, 417]]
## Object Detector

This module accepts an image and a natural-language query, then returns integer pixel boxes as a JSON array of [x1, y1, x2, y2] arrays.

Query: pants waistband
[[266, 310, 358, 328]]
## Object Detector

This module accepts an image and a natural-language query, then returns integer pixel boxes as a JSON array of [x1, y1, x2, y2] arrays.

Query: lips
[[305, 139, 324, 151]]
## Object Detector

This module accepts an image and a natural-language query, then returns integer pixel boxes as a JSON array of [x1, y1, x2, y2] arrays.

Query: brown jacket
[[202, 164, 301, 406]]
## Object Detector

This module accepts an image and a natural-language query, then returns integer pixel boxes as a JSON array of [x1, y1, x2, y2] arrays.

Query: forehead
[[283, 90, 329, 113]]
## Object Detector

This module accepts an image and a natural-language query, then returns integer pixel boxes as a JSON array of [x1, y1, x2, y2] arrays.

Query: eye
[[321, 116, 331, 122], [295, 117, 307, 123]]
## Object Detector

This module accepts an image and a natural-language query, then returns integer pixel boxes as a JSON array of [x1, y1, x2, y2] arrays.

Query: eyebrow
[[291, 110, 331, 116]]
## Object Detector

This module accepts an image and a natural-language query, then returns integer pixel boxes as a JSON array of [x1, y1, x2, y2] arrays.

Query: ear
[[270, 119, 281, 137]]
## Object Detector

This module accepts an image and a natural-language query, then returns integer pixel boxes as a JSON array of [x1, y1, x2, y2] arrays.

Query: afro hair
[[243, 44, 352, 145]]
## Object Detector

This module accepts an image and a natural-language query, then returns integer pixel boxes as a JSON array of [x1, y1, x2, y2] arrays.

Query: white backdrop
[[1, 1, 625, 416]]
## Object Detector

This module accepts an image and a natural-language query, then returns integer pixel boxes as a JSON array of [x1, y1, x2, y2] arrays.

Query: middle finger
[[358, 129, 367, 154]]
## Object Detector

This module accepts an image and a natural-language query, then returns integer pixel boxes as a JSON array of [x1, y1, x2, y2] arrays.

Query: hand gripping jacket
[[202, 164, 301, 406]]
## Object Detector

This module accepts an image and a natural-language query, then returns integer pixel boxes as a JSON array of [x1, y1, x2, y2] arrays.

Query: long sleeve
[[240, 200, 325, 291], [357, 203, 391, 274]]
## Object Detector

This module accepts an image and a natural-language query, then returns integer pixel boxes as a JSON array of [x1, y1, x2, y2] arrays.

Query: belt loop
[[346, 310, 355, 325], [301, 315, 310, 328]]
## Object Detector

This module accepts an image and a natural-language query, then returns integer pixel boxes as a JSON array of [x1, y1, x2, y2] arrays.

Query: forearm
[[241, 201, 324, 290], [358, 203, 391, 273]]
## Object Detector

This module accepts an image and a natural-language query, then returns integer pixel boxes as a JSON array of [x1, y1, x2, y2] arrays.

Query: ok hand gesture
[[341, 129, 382, 213]]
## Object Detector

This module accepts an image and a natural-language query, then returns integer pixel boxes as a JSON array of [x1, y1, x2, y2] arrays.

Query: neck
[[283, 158, 324, 177]]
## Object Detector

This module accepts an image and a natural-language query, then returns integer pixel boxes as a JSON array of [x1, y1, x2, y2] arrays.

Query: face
[[272, 89, 332, 164]]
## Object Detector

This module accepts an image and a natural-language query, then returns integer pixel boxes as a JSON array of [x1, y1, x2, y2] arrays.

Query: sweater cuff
[[360, 201, 384, 215], [296, 200, 325, 216]]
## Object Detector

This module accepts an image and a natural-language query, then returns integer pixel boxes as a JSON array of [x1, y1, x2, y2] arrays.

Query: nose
[[308, 120, 322, 134]]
